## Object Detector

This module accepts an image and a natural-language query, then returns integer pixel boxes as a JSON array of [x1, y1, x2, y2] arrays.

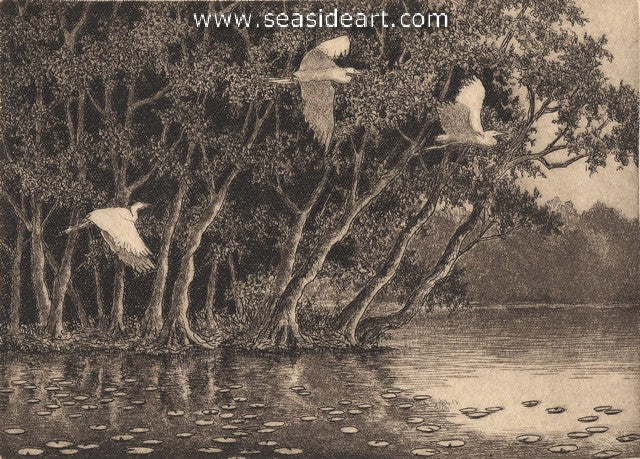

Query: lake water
[[1, 306, 639, 458]]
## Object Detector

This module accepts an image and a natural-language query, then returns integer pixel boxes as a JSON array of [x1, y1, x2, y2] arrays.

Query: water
[[1, 306, 639, 458]]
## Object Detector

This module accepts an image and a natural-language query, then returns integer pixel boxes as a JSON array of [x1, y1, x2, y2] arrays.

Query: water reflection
[[0, 306, 638, 457]]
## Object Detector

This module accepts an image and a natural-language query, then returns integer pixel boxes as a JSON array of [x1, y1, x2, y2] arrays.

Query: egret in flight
[[64, 202, 154, 273], [270, 35, 360, 150], [436, 77, 504, 147]]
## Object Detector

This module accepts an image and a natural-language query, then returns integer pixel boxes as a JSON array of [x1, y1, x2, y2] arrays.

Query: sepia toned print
[[0, 1, 638, 457]]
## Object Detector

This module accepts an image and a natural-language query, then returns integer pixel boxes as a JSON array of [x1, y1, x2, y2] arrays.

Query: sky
[[519, 0, 639, 219]]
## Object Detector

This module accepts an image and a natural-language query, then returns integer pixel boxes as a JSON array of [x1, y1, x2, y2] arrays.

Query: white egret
[[270, 35, 360, 150], [64, 202, 154, 273], [436, 77, 504, 147]]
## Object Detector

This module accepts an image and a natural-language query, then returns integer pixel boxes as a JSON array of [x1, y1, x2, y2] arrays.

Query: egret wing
[[438, 103, 477, 138], [299, 36, 350, 71], [314, 35, 350, 59], [455, 77, 485, 133], [300, 81, 335, 150], [102, 231, 154, 273]]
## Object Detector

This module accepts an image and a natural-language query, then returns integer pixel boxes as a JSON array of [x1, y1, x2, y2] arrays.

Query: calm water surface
[[1, 306, 639, 458]]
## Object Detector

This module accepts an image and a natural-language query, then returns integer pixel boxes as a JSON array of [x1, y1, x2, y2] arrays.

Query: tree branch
[[1, 190, 31, 230], [275, 176, 301, 214], [129, 85, 170, 114]]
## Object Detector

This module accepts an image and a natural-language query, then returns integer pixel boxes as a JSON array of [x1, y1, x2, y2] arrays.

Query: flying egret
[[270, 35, 360, 150], [436, 77, 504, 147], [64, 202, 154, 273]]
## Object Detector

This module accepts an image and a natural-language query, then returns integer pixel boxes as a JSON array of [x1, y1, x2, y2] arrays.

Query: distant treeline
[[461, 200, 640, 305]]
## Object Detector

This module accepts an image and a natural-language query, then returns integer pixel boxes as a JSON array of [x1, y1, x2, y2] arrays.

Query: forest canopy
[[0, 0, 637, 351]]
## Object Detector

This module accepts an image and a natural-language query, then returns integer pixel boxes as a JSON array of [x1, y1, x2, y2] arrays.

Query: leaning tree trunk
[[204, 258, 219, 328], [261, 167, 329, 325], [355, 205, 482, 345], [142, 160, 190, 337], [157, 168, 238, 348], [8, 222, 25, 336], [30, 195, 52, 327], [93, 263, 106, 329], [257, 147, 415, 349], [335, 191, 441, 345], [47, 208, 81, 339]]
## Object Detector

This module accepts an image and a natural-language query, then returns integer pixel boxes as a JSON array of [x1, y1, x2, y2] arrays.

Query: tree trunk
[[8, 222, 25, 336], [204, 258, 219, 328], [355, 205, 482, 345], [109, 262, 126, 337], [257, 149, 412, 349], [47, 208, 80, 338], [93, 263, 105, 329], [46, 93, 87, 338], [259, 167, 329, 328], [335, 189, 442, 345], [142, 162, 190, 337], [157, 168, 238, 348], [227, 251, 242, 316], [30, 195, 52, 327]]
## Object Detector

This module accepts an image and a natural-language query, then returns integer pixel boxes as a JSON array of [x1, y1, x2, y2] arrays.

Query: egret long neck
[[130, 204, 142, 221]]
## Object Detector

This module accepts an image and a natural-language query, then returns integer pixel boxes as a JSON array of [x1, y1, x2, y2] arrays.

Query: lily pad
[[142, 440, 163, 445], [220, 412, 234, 419], [198, 447, 223, 454], [338, 400, 352, 405], [546, 407, 566, 414], [407, 416, 425, 424], [243, 414, 258, 419], [81, 404, 97, 410], [459, 407, 477, 414], [329, 416, 345, 422], [578, 416, 598, 423], [385, 388, 403, 394], [486, 406, 503, 412], [516, 434, 541, 444], [274, 448, 304, 455], [129, 427, 150, 433], [319, 406, 335, 412], [522, 400, 539, 407], [35, 411, 52, 416], [348, 409, 364, 415], [367, 440, 390, 447], [167, 410, 184, 416], [90, 425, 109, 431], [358, 403, 373, 409], [60, 449, 79, 455], [68, 414, 82, 418], [111, 435, 135, 442], [417, 425, 441, 433], [195, 419, 214, 426], [76, 444, 99, 449], [328, 410, 344, 415], [46, 441, 73, 449], [131, 400, 145, 406], [0, 387, 16, 393], [18, 448, 44, 456], [202, 409, 218, 415], [234, 397, 248, 402], [381, 393, 397, 399], [411, 449, 439, 456], [301, 416, 317, 421], [212, 437, 237, 443], [221, 404, 237, 410], [592, 451, 622, 458], [616, 434, 640, 442], [340, 426, 359, 434], [263, 421, 285, 427], [398, 403, 413, 409], [297, 391, 311, 396], [126, 447, 154, 455], [144, 386, 158, 392], [604, 409, 622, 415], [548, 444, 578, 453], [567, 431, 591, 439], [176, 432, 194, 438], [437, 439, 465, 448], [228, 384, 243, 389], [586, 426, 609, 433], [259, 441, 278, 446], [73, 395, 89, 401], [4, 427, 26, 435], [249, 403, 265, 408], [414, 395, 431, 401], [594, 406, 612, 412], [258, 428, 276, 433], [466, 411, 491, 419], [26, 399, 40, 404], [45, 404, 61, 409]]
